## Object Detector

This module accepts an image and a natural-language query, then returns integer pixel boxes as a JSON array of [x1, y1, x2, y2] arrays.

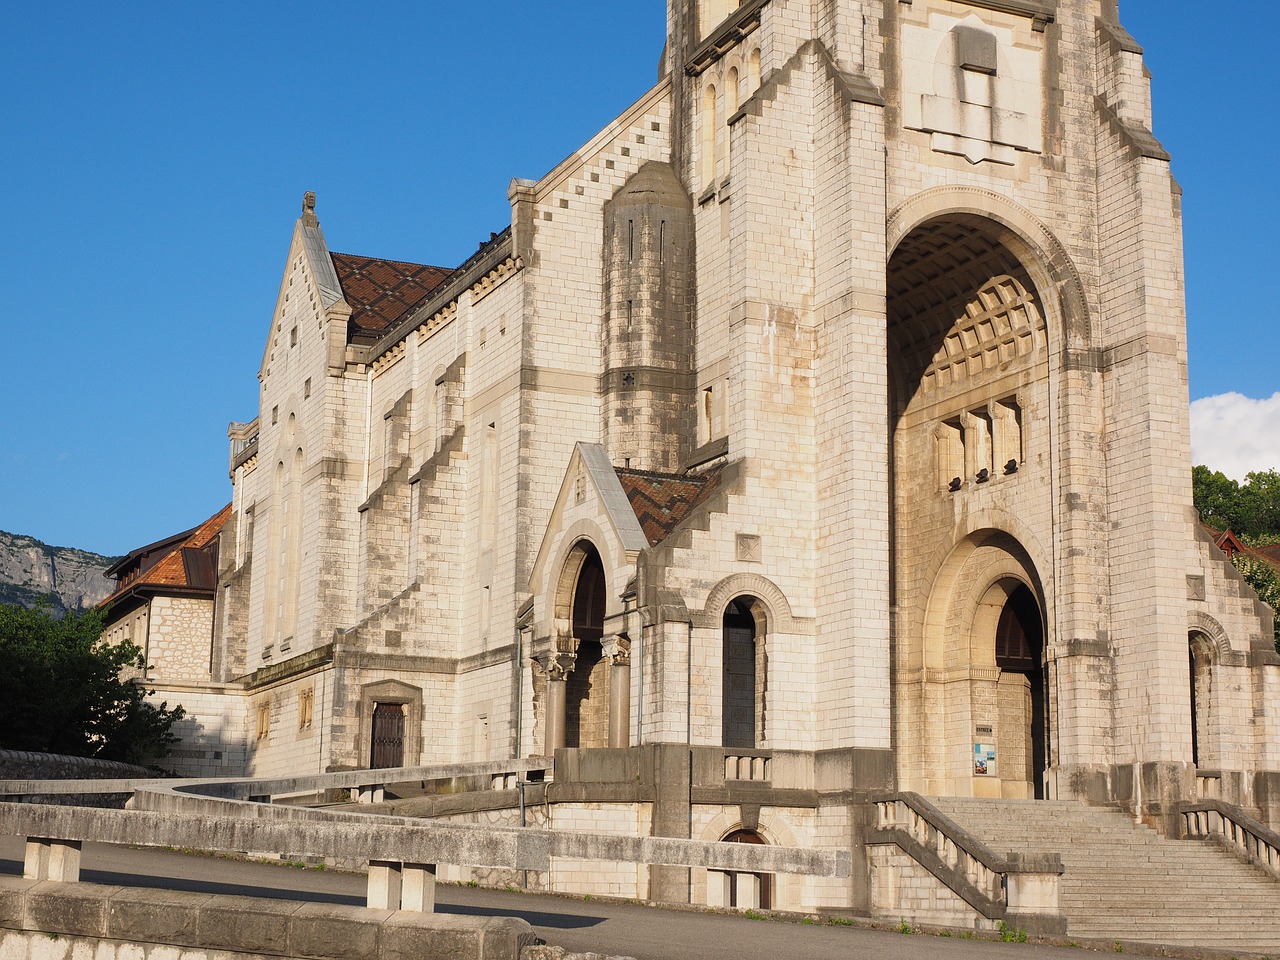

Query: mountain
[[0, 530, 119, 614]]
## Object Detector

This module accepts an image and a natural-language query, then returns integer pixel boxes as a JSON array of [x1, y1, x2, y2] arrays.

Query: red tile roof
[[103, 504, 231, 607], [1204, 524, 1280, 576], [330, 253, 453, 341], [616, 466, 723, 547]]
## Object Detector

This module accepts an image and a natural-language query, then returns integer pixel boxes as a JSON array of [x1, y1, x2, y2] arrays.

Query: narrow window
[[702, 84, 718, 186]]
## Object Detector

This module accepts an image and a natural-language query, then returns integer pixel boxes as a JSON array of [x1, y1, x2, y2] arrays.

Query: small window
[[298, 687, 314, 730], [256, 701, 271, 741]]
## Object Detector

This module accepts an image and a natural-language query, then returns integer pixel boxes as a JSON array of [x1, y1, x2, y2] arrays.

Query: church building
[[108, 0, 1280, 924]]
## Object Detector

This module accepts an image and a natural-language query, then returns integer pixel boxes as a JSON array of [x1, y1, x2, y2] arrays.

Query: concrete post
[[603, 635, 632, 748], [734, 872, 761, 910], [402, 863, 438, 912], [367, 860, 402, 910], [707, 870, 731, 907], [24, 838, 81, 882]]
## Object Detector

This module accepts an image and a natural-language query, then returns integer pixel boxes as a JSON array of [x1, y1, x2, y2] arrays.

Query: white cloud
[[1190, 392, 1280, 480]]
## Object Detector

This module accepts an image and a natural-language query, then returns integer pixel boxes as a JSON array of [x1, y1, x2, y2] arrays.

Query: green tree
[[1232, 554, 1280, 653], [1239, 470, 1280, 541], [1193, 466, 1280, 541], [0, 603, 184, 766], [1192, 465, 1243, 532]]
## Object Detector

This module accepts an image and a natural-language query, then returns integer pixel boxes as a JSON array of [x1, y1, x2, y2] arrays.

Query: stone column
[[544, 651, 576, 754], [603, 635, 632, 748]]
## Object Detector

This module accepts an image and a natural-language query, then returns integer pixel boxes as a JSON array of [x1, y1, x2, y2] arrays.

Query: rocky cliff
[[0, 531, 119, 614]]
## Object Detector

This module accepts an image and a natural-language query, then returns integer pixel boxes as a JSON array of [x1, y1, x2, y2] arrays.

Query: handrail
[[868, 792, 1062, 923], [1180, 798, 1280, 881]]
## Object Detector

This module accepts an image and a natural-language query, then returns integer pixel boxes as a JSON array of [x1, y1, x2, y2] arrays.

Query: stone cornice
[[685, 0, 769, 77], [898, 0, 1055, 32]]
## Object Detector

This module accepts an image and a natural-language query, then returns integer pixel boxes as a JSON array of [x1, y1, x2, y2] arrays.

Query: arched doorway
[[722, 597, 767, 749], [1189, 632, 1215, 768], [993, 583, 1047, 798], [565, 544, 608, 748], [713, 829, 772, 910], [911, 531, 1051, 798]]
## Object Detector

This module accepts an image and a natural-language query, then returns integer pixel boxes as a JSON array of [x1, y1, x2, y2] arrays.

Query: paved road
[[0, 836, 1212, 959]]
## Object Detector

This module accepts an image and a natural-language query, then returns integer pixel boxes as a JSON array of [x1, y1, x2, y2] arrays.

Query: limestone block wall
[[638, 467, 820, 751], [868, 844, 993, 930], [547, 802, 652, 898], [244, 667, 332, 778], [144, 596, 213, 684], [150, 684, 247, 778], [1190, 529, 1280, 774], [514, 82, 673, 603], [242, 224, 358, 669], [100, 604, 147, 666]]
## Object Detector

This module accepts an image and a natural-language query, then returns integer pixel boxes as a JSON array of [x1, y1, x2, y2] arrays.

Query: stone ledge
[[0, 876, 535, 960]]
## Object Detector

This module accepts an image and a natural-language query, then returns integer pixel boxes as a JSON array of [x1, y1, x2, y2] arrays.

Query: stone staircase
[[928, 797, 1280, 953]]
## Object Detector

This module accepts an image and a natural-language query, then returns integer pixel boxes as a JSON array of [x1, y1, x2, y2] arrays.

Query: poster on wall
[[974, 742, 997, 776]]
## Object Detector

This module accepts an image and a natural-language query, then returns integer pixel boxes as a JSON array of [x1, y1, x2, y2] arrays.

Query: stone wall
[[0, 876, 534, 960], [0, 749, 149, 780]]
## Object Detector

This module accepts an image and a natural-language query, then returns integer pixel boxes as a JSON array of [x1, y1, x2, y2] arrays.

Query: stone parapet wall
[[0, 876, 534, 960], [0, 750, 149, 781]]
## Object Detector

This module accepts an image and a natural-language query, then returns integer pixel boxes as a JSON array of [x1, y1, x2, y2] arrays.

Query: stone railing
[[868, 792, 1064, 934], [1181, 799, 1280, 881], [1196, 771, 1223, 800], [724, 751, 771, 782], [3, 758, 851, 917]]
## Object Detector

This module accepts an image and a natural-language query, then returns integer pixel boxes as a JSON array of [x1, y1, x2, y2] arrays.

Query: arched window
[[1189, 633, 1215, 768], [702, 83, 718, 187], [723, 597, 767, 748]]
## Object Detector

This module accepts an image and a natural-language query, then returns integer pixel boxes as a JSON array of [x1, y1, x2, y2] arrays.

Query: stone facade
[[122, 0, 1279, 916]]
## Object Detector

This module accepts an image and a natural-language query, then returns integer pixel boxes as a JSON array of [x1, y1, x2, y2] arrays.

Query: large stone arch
[[886, 195, 1086, 802], [905, 507, 1056, 676], [1187, 611, 1243, 666], [887, 185, 1092, 349], [538, 518, 632, 631]]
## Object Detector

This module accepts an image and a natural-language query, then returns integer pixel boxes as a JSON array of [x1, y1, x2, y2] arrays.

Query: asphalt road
[[0, 836, 1207, 959]]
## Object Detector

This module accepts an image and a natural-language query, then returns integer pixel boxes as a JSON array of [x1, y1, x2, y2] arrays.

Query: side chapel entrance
[[565, 544, 608, 748], [371, 702, 406, 769]]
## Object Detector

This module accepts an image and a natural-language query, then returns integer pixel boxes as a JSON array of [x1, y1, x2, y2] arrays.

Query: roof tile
[[615, 466, 723, 547], [330, 253, 454, 339]]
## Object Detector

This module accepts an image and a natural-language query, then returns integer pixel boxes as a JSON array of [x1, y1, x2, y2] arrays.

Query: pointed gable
[[528, 444, 649, 597]]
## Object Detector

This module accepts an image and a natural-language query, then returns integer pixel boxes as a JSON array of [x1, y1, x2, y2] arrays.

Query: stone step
[[919, 795, 1280, 951]]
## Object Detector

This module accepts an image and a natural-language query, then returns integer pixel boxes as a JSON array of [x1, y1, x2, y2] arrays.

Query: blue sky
[[1, 3, 1276, 556]]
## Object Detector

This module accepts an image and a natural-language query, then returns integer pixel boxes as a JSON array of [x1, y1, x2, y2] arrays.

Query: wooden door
[[371, 702, 405, 769]]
